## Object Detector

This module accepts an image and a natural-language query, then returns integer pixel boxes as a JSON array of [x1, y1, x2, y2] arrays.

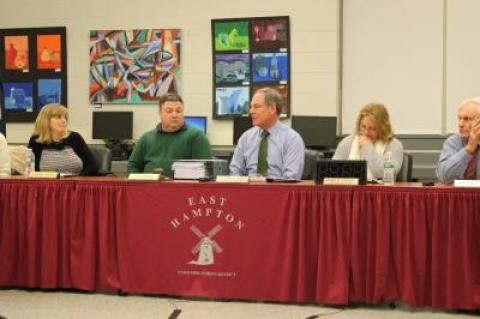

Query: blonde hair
[[355, 102, 394, 143], [33, 104, 69, 143]]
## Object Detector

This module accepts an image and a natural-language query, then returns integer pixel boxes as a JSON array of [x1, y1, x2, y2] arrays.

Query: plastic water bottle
[[383, 151, 395, 186], [24, 148, 35, 177]]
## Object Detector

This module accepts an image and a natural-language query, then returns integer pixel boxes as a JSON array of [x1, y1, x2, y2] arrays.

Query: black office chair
[[88, 145, 112, 175], [302, 149, 322, 180], [396, 153, 413, 182]]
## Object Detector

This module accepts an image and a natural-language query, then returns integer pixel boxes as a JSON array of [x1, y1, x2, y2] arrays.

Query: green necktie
[[257, 130, 269, 176]]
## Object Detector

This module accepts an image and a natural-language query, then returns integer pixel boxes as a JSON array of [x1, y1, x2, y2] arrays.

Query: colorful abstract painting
[[37, 35, 62, 70], [38, 79, 62, 108], [4, 35, 29, 71], [89, 29, 181, 104]]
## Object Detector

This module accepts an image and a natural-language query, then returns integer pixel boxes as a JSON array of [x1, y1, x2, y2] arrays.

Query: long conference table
[[0, 177, 479, 310]]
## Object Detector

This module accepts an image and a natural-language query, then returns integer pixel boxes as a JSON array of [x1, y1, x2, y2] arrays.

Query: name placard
[[248, 175, 267, 182], [323, 177, 359, 185], [454, 179, 480, 188], [216, 175, 249, 183], [28, 171, 60, 179], [128, 173, 161, 181]]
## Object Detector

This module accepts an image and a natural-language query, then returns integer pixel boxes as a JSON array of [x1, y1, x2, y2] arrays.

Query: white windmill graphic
[[188, 224, 223, 265]]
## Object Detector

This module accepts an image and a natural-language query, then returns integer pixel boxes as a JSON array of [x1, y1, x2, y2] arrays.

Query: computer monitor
[[233, 116, 253, 145], [185, 116, 207, 134], [291, 116, 337, 150], [92, 111, 133, 140]]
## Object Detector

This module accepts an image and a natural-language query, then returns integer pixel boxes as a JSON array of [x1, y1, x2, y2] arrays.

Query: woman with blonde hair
[[28, 104, 98, 175], [333, 102, 403, 180]]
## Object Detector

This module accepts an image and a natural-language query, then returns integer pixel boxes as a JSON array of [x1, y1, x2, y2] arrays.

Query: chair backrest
[[302, 149, 322, 180], [88, 145, 112, 175], [8, 145, 27, 175], [396, 153, 413, 182]]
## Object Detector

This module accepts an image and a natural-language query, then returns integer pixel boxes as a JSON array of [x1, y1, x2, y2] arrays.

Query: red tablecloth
[[0, 179, 123, 290], [350, 186, 480, 309], [0, 178, 479, 309], [118, 182, 351, 304]]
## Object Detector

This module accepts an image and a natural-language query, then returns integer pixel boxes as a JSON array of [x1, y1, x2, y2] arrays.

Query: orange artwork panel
[[4, 35, 29, 71], [37, 34, 62, 70]]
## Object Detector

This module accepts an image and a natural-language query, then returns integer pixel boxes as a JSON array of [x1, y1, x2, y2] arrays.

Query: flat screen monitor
[[185, 116, 207, 134], [233, 116, 253, 145], [291, 116, 337, 150], [92, 111, 133, 140]]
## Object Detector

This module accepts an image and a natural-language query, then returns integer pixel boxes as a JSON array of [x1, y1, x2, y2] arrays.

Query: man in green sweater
[[127, 93, 212, 177]]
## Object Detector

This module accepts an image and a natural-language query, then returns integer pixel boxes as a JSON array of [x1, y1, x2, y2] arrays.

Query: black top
[[28, 131, 98, 176]]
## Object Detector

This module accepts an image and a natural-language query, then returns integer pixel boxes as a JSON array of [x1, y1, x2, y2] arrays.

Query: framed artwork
[[213, 21, 249, 52], [4, 35, 29, 71], [215, 86, 250, 116], [0, 27, 67, 122], [211, 16, 290, 118], [215, 53, 250, 85], [89, 29, 181, 104], [3, 82, 34, 111], [37, 34, 62, 70], [252, 53, 288, 82], [38, 78, 62, 108], [251, 18, 288, 51]]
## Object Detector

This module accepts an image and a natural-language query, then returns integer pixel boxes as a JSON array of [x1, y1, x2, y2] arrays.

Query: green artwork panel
[[214, 21, 249, 51]]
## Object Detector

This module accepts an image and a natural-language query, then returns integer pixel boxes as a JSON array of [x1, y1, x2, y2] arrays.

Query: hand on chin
[[358, 135, 372, 147]]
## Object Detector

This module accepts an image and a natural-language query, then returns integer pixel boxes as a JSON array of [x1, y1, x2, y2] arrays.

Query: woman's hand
[[358, 134, 373, 148]]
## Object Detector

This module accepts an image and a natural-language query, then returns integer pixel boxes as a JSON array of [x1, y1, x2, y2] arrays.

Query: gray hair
[[459, 97, 480, 114]]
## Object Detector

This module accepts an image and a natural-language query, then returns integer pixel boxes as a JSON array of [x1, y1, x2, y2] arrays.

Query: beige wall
[[0, 0, 340, 145]]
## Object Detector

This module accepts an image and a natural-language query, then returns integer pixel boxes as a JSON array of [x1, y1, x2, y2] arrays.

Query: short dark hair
[[159, 93, 183, 110], [255, 87, 283, 115]]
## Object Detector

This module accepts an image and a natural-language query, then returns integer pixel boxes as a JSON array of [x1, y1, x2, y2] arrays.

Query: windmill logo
[[188, 224, 223, 265]]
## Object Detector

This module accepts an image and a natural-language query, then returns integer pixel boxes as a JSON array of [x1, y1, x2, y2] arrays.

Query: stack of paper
[[172, 161, 208, 180]]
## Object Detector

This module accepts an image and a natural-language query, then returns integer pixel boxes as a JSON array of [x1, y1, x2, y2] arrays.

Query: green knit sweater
[[127, 125, 212, 177]]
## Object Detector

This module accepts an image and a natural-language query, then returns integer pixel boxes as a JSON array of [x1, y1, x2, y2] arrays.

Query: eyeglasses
[[360, 124, 377, 133]]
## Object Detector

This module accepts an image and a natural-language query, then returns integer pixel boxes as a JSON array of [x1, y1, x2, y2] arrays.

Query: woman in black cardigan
[[28, 104, 98, 176]]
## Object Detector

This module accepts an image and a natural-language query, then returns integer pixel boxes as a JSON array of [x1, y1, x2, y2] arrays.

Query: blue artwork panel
[[215, 87, 250, 116], [38, 79, 62, 109], [3, 82, 34, 111], [252, 53, 288, 83]]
